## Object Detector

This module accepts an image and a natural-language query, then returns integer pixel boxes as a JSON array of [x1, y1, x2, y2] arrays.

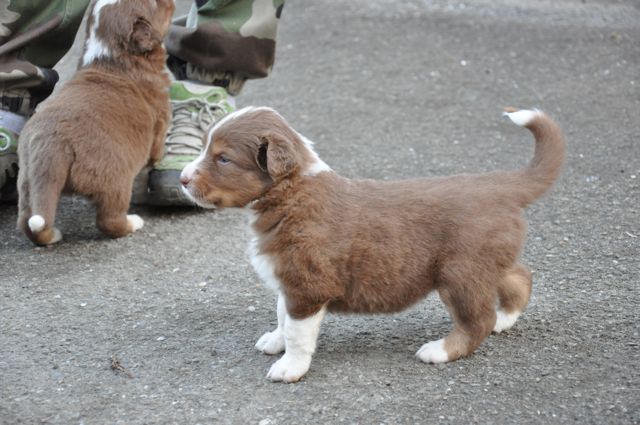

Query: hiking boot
[[0, 70, 57, 203], [0, 110, 26, 203], [131, 81, 235, 206]]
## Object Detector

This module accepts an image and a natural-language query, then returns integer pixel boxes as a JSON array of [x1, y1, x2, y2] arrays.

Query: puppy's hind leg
[[94, 185, 143, 238], [417, 269, 497, 364], [493, 263, 532, 333], [17, 166, 33, 238]]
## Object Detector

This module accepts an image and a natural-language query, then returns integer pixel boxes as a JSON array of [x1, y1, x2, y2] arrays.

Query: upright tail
[[504, 108, 565, 207]]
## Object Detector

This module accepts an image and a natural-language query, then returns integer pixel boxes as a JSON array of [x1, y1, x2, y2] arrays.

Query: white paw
[[416, 339, 449, 364], [255, 330, 285, 355], [266, 354, 311, 383], [127, 214, 144, 232], [493, 310, 520, 333], [49, 227, 63, 244]]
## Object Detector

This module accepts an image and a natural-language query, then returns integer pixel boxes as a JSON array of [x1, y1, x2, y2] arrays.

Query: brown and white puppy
[[180, 106, 565, 383], [17, 0, 175, 245]]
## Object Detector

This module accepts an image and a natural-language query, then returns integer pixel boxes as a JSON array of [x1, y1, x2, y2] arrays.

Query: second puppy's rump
[[17, 0, 175, 245]]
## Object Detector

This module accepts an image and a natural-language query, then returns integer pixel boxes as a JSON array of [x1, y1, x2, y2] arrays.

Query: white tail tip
[[504, 109, 542, 127], [28, 215, 46, 233]]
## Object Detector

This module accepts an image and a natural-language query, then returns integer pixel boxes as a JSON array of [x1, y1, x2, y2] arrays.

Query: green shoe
[[132, 81, 235, 206], [0, 111, 25, 203]]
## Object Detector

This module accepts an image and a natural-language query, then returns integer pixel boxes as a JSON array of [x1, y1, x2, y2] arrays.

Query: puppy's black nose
[[180, 175, 191, 187]]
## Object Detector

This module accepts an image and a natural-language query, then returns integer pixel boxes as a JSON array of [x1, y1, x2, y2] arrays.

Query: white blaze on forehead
[[180, 107, 259, 181], [210, 106, 272, 135], [201, 106, 271, 158], [82, 0, 119, 66]]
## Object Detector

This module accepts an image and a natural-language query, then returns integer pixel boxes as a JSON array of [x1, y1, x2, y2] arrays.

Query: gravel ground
[[1, 0, 639, 424]]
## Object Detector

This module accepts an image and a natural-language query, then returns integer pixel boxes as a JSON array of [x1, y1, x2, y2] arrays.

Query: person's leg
[[166, 0, 285, 95], [135, 0, 285, 206], [0, 0, 90, 202]]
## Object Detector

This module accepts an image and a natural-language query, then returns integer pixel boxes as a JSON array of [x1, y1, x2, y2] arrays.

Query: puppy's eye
[[217, 155, 231, 165]]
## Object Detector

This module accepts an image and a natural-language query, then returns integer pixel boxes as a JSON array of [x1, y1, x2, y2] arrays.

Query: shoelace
[[165, 98, 228, 155]]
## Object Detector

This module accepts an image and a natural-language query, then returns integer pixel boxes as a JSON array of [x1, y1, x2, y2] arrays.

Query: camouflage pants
[[0, 0, 284, 114]]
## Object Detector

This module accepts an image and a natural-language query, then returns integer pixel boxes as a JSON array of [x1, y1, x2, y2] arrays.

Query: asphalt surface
[[1, 0, 639, 424]]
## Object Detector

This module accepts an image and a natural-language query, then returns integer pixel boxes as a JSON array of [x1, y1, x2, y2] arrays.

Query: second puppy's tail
[[16, 143, 66, 246], [503, 108, 565, 207], [27, 215, 62, 245]]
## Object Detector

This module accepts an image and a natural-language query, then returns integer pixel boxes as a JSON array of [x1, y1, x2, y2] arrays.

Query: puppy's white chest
[[248, 237, 281, 292]]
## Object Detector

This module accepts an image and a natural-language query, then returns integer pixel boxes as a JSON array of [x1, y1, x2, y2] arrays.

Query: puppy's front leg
[[255, 293, 286, 355], [267, 305, 326, 383]]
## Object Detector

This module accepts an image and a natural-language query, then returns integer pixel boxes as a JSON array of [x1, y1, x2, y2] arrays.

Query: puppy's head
[[82, 0, 175, 65], [180, 107, 316, 209]]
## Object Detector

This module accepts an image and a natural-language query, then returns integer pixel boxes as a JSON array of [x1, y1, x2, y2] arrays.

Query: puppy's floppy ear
[[256, 143, 269, 173], [259, 133, 299, 179], [129, 17, 158, 54]]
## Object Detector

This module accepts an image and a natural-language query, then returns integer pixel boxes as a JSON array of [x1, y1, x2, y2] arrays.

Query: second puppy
[[17, 0, 175, 245]]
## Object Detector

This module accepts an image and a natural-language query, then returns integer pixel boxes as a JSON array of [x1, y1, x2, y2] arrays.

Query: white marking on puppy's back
[[82, 0, 119, 66], [504, 109, 542, 127], [28, 215, 45, 233]]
